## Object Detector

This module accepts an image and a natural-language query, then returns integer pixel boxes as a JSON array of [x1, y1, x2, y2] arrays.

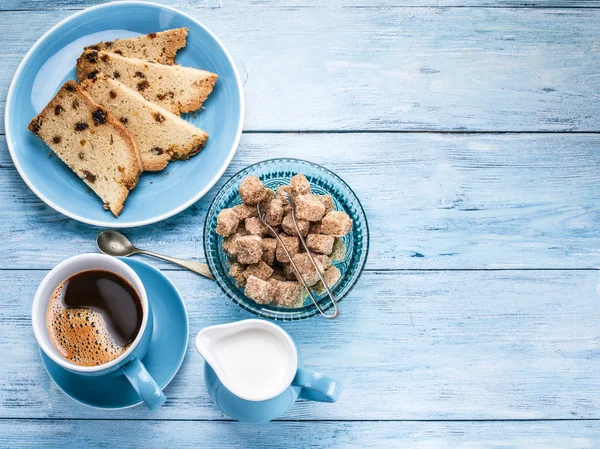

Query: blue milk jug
[[196, 319, 342, 423]]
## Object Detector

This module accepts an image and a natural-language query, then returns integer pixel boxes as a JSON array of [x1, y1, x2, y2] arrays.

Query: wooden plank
[[1, 269, 598, 420], [4, 0, 600, 11], [1, 133, 599, 270], [1, 419, 599, 448], [1, 7, 599, 132]]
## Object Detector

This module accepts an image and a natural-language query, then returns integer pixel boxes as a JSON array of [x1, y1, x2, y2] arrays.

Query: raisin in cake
[[28, 81, 142, 217], [82, 73, 208, 171], [84, 28, 188, 65], [76, 50, 218, 115]]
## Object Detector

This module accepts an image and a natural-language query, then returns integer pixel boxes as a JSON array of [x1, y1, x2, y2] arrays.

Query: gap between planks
[[2, 131, 600, 169], [5, 131, 600, 137], [0, 268, 598, 272], [3, 6, 600, 12], [0, 418, 599, 422]]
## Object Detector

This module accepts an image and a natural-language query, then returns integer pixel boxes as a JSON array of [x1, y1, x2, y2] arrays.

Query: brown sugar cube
[[330, 237, 346, 261], [233, 203, 258, 220], [222, 238, 235, 256], [316, 194, 335, 215], [266, 278, 283, 296], [259, 188, 275, 206], [290, 173, 311, 196], [295, 194, 326, 222], [260, 238, 277, 265], [276, 234, 300, 263], [309, 221, 322, 234], [229, 262, 247, 287], [266, 278, 279, 301], [234, 235, 263, 264], [215, 208, 239, 237], [275, 280, 308, 308], [321, 211, 353, 237], [314, 266, 341, 295], [245, 216, 269, 236], [315, 254, 332, 270], [276, 185, 294, 202], [257, 187, 275, 216], [243, 261, 274, 281], [244, 276, 273, 305], [281, 213, 309, 237], [222, 233, 242, 256], [276, 185, 294, 214], [236, 222, 248, 236], [268, 279, 307, 308], [270, 266, 286, 281], [291, 252, 325, 287], [306, 233, 334, 255], [264, 198, 284, 227], [238, 176, 267, 205], [281, 263, 297, 280]]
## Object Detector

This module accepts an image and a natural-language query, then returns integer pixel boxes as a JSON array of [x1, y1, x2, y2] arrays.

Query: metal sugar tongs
[[257, 191, 340, 319]]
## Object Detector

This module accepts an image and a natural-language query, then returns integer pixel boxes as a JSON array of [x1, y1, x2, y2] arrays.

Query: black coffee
[[46, 270, 143, 367]]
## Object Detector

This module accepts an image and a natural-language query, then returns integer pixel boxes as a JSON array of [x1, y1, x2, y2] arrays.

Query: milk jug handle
[[293, 368, 342, 403]]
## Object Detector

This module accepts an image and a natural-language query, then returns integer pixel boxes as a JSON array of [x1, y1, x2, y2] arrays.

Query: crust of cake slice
[[84, 28, 188, 65], [82, 73, 209, 172], [76, 50, 218, 115], [27, 81, 142, 217]]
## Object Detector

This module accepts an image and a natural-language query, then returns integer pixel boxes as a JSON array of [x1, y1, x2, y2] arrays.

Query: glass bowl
[[204, 158, 369, 320]]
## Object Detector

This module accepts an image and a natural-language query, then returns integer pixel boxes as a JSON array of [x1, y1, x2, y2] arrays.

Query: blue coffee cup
[[196, 319, 342, 422], [32, 253, 166, 411]]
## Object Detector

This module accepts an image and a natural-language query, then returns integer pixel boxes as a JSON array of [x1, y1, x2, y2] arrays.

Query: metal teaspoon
[[97, 230, 214, 280]]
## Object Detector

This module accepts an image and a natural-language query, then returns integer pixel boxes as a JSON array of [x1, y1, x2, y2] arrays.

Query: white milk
[[196, 320, 298, 401], [212, 329, 294, 400]]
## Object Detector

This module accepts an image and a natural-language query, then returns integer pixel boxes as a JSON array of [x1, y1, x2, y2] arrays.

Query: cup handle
[[121, 358, 166, 411], [292, 368, 342, 403]]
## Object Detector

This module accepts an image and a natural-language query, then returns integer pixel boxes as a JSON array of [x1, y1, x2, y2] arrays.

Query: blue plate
[[5, 1, 244, 227], [40, 258, 189, 409], [204, 159, 370, 321]]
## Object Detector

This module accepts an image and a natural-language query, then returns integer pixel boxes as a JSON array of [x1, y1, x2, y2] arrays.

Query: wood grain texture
[[1, 6, 600, 132], [1, 133, 599, 270], [1, 269, 599, 420], [4, 0, 600, 11], [1, 0, 599, 445], [1, 419, 599, 448]]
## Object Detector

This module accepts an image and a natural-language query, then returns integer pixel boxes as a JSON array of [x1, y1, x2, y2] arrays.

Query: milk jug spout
[[195, 322, 231, 370]]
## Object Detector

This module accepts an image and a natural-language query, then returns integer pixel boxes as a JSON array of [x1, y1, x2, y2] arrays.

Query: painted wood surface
[[1, 5, 600, 131], [1, 420, 599, 449], [5, 0, 600, 11], [1, 133, 599, 270], [1, 269, 599, 420], [1, 0, 599, 447]]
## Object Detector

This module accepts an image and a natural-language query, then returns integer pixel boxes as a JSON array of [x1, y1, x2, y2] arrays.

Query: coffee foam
[[47, 283, 130, 366]]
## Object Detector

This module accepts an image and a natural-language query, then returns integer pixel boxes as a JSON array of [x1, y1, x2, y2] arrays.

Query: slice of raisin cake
[[84, 28, 188, 65], [82, 73, 209, 172], [28, 81, 142, 217], [76, 50, 218, 115]]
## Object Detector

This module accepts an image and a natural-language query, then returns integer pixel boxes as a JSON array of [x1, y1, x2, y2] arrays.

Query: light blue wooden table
[[1, 0, 599, 447]]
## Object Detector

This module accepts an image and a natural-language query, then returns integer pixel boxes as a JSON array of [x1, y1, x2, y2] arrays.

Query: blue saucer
[[6, 1, 244, 227], [40, 258, 189, 409]]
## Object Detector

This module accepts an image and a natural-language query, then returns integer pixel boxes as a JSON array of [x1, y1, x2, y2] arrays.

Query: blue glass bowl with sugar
[[204, 158, 369, 321]]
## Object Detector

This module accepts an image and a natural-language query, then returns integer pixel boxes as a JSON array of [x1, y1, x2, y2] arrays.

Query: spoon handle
[[135, 249, 214, 280]]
